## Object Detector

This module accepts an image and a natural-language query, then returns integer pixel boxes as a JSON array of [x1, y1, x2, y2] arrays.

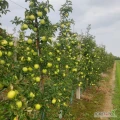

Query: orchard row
[[0, 0, 114, 119]]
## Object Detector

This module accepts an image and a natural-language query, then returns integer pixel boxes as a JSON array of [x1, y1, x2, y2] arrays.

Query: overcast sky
[[1, 0, 120, 56]]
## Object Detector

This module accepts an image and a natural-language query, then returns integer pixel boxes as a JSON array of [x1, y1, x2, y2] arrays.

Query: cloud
[[1, 0, 120, 56]]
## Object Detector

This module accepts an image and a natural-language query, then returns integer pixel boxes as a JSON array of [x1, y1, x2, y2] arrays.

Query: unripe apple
[[29, 15, 35, 20], [65, 13, 69, 17], [61, 24, 65, 28], [40, 19, 45, 24], [34, 64, 39, 69], [16, 101, 22, 108], [57, 57, 61, 61], [35, 104, 42, 110], [63, 73, 66, 77], [28, 67, 33, 71], [41, 36, 46, 41], [1, 40, 8, 46], [0, 60, 5, 64], [27, 39, 33, 44], [72, 68, 77, 72], [35, 76, 41, 82], [48, 52, 53, 56], [29, 2, 34, 6], [0, 50, 2, 57], [25, 15, 29, 19], [47, 62, 52, 68], [44, 8, 48, 13], [37, 11, 43, 17], [52, 98, 56, 104], [33, 27, 37, 32], [30, 92, 35, 98], [7, 90, 16, 99], [7, 51, 12, 57], [9, 41, 14, 46], [22, 67, 28, 72], [27, 57, 31, 62], [42, 69, 47, 74], [21, 24, 28, 30], [65, 65, 69, 69]]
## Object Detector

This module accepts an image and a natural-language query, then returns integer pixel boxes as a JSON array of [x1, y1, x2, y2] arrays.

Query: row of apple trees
[[0, 0, 114, 120]]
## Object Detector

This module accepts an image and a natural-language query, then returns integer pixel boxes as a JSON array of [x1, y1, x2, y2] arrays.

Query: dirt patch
[[100, 63, 116, 120]]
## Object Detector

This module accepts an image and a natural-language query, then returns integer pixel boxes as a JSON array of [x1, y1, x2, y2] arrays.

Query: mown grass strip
[[112, 60, 120, 120]]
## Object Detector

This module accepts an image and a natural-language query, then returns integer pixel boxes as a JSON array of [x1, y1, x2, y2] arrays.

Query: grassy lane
[[112, 60, 120, 120]]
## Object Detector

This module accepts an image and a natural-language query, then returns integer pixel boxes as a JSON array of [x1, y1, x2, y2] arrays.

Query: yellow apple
[[9, 41, 14, 46], [27, 57, 31, 62], [35, 104, 42, 110], [1, 40, 8, 46], [0, 50, 2, 57], [27, 39, 33, 44], [34, 64, 39, 69], [29, 15, 35, 20], [41, 36, 46, 41], [52, 98, 56, 104], [22, 67, 28, 72], [65, 65, 69, 69], [44, 8, 48, 13], [30, 92, 35, 98], [37, 11, 43, 17], [0, 60, 5, 64], [35, 76, 41, 82], [7, 51, 12, 57], [42, 69, 47, 74], [7, 90, 16, 99], [47, 62, 52, 68], [16, 101, 22, 108], [40, 19, 45, 24]]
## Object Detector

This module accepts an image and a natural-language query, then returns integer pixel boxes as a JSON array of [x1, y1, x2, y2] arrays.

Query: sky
[[1, 0, 120, 56]]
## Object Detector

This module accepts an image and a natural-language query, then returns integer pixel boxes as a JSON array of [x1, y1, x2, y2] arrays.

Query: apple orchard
[[0, 0, 114, 120]]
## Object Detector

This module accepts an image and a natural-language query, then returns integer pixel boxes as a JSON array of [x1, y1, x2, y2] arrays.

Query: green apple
[[25, 15, 29, 19], [52, 98, 56, 104], [72, 68, 77, 72], [63, 73, 66, 77], [48, 52, 53, 56], [61, 24, 65, 28], [27, 39, 33, 44], [33, 27, 37, 32], [40, 19, 45, 24], [1, 40, 8, 46], [65, 13, 69, 17], [21, 24, 28, 30], [29, 15, 35, 20], [35, 76, 41, 82], [44, 8, 48, 13], [57, 57, 61, 61], [47, 62, 52, 68], [65, 65, 69, 69], [0, 50, 2, 57], [34, 64, 39, 69], [7, 51, 12, 57], [37, 11, 43, 17], [41, 36, 46, 41], [0, 60, 5, 64], [42, 69, 47, 74], [16, 101, 22, 108], [35, 104, 42, 110], [22, 67, 28, 72], [27, 57, 31, 62], [7, 90, 16, 99], [30, 92, 35, 98], [29, 2, 34, 6], [9, 41, 14, 46], [28, 67, 33, 71]]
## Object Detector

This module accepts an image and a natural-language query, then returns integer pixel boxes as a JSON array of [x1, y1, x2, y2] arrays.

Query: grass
[[111, 60, 120, 120], [63, 68, 113, 120]]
